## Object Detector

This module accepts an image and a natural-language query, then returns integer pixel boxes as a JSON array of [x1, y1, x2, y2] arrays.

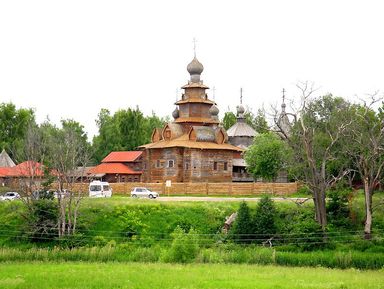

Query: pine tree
[[231, 201, 253, 244], [253, 195, 276, 242]]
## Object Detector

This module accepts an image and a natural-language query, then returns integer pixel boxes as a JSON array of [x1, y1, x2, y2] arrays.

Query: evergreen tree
[[230, 201, 253, 244], [253, 195, 276, 242]]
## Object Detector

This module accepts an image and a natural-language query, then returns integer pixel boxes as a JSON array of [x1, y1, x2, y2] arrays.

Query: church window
[[213, 161, 218, 170], [224, 162, 228, 171], [168, 160, 174, 168]]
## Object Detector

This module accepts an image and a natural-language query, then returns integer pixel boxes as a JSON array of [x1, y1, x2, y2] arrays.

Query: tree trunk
[[313, 187, 327, 230], [364, 178, 373, 240]]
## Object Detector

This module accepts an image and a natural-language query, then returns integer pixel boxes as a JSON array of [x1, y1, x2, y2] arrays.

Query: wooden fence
[[70, 182, 298, 196]]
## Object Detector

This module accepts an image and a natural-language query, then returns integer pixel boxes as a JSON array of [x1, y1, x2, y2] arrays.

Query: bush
[[327, 189, 352, 229], [26, 199, 58, 243], [162, 226, 200, 263]]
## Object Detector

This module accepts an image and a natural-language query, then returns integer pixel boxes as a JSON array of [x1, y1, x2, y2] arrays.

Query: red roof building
[[88, 151, 143, 183], [6, 161, 44, 177]]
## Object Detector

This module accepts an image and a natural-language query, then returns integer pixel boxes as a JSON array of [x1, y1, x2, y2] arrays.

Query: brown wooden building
[[140, 55, 242, 182], [227, 103, 257, 182]]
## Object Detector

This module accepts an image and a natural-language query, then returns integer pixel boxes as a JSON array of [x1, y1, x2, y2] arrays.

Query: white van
[[89, 181, 112, 198]]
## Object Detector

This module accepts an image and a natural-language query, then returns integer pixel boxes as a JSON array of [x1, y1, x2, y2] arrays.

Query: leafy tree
[[92, 107, 166, 162], [245, 132, 290, 181], [222, 111, 237, 130], [276, 85, 352, 230], [230, 202, 253, 243], [342, 98, 384, 239], [254, 108, 269, 134], [0, 102, 35, 159], [253, 195, 277, 242]]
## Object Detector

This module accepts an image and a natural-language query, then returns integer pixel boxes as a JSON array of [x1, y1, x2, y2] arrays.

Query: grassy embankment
[[1, 262, 384, 289], [0, 193, 383, 269]]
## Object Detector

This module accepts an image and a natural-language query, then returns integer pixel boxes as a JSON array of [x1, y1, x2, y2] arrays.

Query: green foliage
[[253, 195, 277, 242], [92, 108, 166, 162], [288, 95, 352, 184], [26, 200, 58, 243], [163, 226, 200, 263], [221, 111, 237, 130], [254, 108, 269, 133], [245, 132, 291, 181], [0, 102, 35, 159], [230, 202, 253, 243], [327, 189, 352, 229], [221, 108, 269, 133]]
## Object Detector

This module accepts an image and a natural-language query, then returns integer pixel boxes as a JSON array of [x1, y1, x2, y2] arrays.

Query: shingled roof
[[102, 151, 142, 163], [227, 121, 257, 138], [140, 134, 243, 151], [88, 163, 141, 175]]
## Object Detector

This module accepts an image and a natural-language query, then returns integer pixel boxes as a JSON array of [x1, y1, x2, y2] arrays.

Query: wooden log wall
[[69, 182, 298, 196]]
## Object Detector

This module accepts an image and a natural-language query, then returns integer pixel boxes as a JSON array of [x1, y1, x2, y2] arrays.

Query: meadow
[[1, 262, 383, 289]]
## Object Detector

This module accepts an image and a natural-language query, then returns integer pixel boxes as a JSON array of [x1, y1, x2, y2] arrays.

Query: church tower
[[172, 56, 219, 130], [141, 53, 242, 183]]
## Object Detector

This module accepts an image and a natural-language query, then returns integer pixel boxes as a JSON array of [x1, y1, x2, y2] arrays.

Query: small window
[[224, 162, 228, 171], [185, 162, 189, 170], [213, 162, 218, 170], [156, 160, 161, 168], [168, 160, 174, 168]]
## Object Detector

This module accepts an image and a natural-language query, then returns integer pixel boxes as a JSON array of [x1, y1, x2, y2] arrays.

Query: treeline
[[0, 103, 167, 164], [243, 86, 384, 240]]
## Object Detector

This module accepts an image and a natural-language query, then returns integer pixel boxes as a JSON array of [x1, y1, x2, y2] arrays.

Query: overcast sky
[[1, 0, 383, 139]]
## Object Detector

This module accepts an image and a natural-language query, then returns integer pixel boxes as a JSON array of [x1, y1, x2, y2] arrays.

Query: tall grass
[[0, 245, 383, 269]]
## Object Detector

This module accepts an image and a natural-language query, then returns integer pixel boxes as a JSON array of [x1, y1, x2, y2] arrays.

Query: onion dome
[[236, 104, 245, 116], [172, 107, 179, 119], [209, 104, 219, 119], [187, 57, 204, 83]]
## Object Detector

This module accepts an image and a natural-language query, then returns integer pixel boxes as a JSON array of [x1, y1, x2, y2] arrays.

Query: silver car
[[130, 187, 159, 199]]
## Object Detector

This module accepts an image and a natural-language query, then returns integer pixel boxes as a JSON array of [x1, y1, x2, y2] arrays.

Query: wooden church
[[140, 55, 243, 182]]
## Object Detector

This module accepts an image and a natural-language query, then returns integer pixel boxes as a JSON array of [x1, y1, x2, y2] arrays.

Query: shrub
[[327, 189, 352, 229], [26, 199, 58, 243], [162, 226, 200, 263]]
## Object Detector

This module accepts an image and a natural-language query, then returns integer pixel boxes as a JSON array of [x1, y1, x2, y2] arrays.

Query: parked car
[[89, 181, 112, 198], [54, 189, 71, 199], [0, 192, 21, 201], [130, 187, 159, 199]]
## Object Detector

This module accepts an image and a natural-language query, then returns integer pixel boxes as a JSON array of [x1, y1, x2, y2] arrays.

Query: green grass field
[[0, 262, 383, 289]]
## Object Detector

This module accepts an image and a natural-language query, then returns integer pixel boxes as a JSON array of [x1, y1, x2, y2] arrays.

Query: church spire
[[187, 38, 204, 83], [281, 88, 286, 113], [236, 88, 245, 122]]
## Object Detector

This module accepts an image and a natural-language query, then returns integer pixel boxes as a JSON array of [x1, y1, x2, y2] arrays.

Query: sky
[[1, 0, 383, 139]]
